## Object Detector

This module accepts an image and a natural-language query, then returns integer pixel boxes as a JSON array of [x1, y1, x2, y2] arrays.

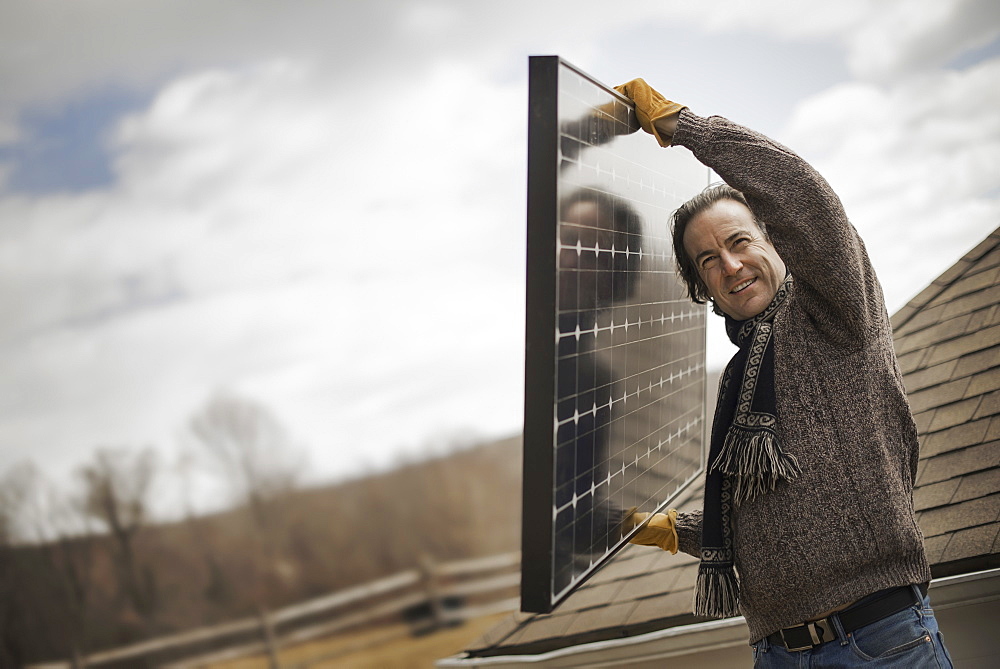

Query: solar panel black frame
[[521, 56, 709, 614]]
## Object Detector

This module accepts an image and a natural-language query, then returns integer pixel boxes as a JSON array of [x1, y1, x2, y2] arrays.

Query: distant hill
[[2, 434, 523, 664], [5, 370, 727, 665]]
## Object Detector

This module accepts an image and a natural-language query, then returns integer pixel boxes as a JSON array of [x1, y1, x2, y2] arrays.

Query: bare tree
[[187, 392, 304, 668], [79, 447, 159, 632], [0, 462, 36, 667], [188, 392, 301, 529], [0, 461, 34, 544], [1, 461, 98, 667], [52, 491, 100, 668], [174, 449, 232, 607]]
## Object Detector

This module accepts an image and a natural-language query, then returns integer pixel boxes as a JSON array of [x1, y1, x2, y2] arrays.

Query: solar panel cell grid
[[522, 57, 710, 613]]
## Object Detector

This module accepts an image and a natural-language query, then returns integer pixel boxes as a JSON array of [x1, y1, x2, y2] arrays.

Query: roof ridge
[[891, 226, 1000, 333]]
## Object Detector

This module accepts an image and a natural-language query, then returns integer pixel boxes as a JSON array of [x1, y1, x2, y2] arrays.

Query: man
[[617, 79, 954, 668]]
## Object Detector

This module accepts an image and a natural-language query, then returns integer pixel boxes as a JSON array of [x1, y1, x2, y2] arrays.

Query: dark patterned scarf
[[695, 275, 801, 618]]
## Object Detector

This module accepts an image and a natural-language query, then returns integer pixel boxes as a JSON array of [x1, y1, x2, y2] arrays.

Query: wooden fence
[[28, 552, 521, 669]]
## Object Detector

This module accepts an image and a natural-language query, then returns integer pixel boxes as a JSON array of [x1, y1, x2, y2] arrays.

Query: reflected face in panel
[[683, 199, 786, 321], [559, 198, 639, 312], [561, 201, 610, 309]]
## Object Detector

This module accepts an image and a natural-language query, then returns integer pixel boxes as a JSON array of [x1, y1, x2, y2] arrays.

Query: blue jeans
[[751, 586, 954, 668]]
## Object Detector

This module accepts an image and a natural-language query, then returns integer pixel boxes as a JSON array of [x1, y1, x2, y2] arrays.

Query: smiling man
[[615, 79, 954, 668]]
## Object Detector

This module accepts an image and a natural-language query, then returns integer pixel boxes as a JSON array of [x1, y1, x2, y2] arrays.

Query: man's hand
[[614, 79, 685, 147], [620, 507, 679, 554]]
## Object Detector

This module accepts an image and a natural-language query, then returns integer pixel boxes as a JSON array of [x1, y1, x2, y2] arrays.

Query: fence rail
[[28, 551, 521, 669]]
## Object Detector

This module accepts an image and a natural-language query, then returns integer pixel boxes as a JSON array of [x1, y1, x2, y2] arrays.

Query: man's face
[[682, 199, 786, 321]]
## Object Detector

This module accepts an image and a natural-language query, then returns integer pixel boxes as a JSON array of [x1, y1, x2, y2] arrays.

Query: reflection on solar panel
[[521, 57, 710, 614]]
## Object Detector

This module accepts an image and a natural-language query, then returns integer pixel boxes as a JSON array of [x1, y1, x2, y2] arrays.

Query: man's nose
[[720, 251, 743, 276]]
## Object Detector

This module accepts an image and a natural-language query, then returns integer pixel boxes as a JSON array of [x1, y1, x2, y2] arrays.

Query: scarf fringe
[[712, 425, 802, 505], [694, 565, 741, 618]]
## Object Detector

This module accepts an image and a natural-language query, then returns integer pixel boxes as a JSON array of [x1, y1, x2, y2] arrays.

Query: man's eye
[[733, 237, 750, 248], [700, 256, 717, 270]]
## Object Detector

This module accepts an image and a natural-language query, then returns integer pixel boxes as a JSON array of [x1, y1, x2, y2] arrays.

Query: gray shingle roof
[[896, 226, 1000, 575], [465, 226, 1000, 658], [464, 480, 708, 657]]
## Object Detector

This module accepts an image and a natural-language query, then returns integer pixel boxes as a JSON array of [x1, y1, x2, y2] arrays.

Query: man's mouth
[[730, 277, 757, 294]]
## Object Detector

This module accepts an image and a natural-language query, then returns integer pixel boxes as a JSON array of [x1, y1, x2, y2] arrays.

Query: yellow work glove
[[613, 79, 685, 147], [621, 508, 679, 554]]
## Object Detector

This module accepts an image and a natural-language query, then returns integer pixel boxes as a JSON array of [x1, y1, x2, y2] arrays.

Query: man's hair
[[670, 183, 766, 311]]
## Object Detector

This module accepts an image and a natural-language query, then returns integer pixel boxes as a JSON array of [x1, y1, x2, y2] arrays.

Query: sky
[[1, 0, 998, 515]]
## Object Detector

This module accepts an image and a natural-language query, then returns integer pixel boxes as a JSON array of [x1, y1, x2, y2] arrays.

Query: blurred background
[[0, 0, 997, 665]]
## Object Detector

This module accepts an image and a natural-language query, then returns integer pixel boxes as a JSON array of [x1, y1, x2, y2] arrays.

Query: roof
[[892, 226, 1000, 576], [464, 478, 709, 658], [464, 226, 1000, 659]]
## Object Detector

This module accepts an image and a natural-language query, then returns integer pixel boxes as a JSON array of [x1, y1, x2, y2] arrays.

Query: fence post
[[419, 554, 445, 631], [257, 605, 281, 669]]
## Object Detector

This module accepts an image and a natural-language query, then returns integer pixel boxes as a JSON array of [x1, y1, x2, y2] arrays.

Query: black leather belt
[[767, 583, 928, 652]]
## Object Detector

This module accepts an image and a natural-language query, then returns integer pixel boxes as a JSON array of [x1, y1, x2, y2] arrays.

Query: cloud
[[665, 0, 871, 37], [846, 0, 1000, 79], [628, 0, 999, 82], [0, 53, 528, 489], [0, 0, 875, 144], [782, 55, 1000, 311]]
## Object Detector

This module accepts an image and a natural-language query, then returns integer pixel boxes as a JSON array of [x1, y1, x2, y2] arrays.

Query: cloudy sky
[[1, 0, 998, 512]]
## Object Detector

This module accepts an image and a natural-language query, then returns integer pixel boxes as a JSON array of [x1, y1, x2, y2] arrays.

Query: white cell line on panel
[[645, 428, 702, 468], [608, 410, 701, 467], [557, 149, 704, 207], [622, 417, 700, 468], [556, 306, 703, 343], [552, 349, 702, 395], [645, 448, 701, 478], [552, 408, 608, 445], [553, 197, 676, 238], [605, 321, 706, 348], [588, 322, 706, 355], [554, 403, 698, 494], [641, 445, 702, 493], [555, 238, 643, 264], [557, 310, 694, 342], [609, 386, 704, 447], [604, 374, 704, 439], [609, 373, 704, 428], [568, 400, 601, 426], [558, 136, 704, 192], [615, 370, 697, 412], [637, 457, 703, 511], [556, 395, 607, 429], [553, 483, 593, 517]]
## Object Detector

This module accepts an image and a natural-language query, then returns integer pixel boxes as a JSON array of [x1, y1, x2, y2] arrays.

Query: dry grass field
[[2, 435, 523, 664], [207, 612, 511, 669]]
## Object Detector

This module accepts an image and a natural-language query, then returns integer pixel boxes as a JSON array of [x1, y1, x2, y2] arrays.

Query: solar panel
[[521, 56, 710, 614]]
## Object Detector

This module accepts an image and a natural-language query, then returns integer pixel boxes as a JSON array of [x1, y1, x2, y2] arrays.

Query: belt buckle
[[781, 619, 833, 652]]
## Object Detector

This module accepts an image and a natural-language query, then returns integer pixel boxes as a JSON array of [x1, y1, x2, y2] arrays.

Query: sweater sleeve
[[675, 509, 703, 558], [672, 109, 885, 343]]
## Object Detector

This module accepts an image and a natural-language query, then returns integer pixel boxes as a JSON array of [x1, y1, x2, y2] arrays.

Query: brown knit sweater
[[671, 109, 931, 643]]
